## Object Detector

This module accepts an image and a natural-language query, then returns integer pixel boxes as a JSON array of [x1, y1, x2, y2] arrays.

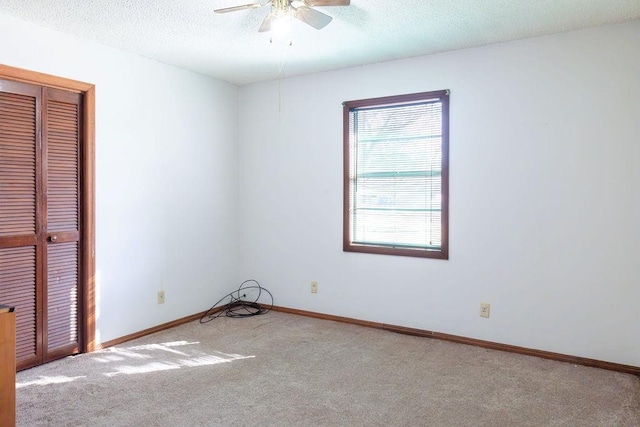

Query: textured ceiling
[[1, 0, 639, 85]]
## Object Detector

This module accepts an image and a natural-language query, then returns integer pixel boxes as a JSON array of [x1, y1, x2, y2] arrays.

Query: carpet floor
[[16, 311, 640, 426]]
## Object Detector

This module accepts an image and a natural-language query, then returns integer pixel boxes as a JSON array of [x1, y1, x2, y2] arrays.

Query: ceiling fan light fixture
[[270, 8, 293, 45], [272, 10, 291, 36]]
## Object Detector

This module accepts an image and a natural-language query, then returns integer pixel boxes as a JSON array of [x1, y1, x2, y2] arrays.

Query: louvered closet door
[[0, 81, 41, 370], [43, 88, 81, 362], [0, 80, 82, 370]]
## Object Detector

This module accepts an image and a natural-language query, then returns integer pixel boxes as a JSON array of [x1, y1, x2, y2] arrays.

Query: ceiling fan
[[214, 0, 350, 32]]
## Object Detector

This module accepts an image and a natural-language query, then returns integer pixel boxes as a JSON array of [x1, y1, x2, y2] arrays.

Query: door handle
[[50, 235, 58, 243]]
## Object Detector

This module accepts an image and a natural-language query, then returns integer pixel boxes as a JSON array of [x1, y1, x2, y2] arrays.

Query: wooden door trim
[[0, 64, 96, 353]]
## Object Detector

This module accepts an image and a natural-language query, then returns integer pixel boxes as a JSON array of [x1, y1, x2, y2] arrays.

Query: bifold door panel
[[0, 80, 82, 370]]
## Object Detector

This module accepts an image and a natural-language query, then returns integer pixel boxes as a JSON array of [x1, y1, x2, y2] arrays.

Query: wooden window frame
[[0, 64, 96, 352], [343, 90, 450, 259]]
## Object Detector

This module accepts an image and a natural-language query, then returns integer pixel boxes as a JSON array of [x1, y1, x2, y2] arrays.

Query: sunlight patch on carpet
[[17, 375, 86, 388], [179, 353, 255, 367], [104, 361, 181, 377], [94, 342, 256, 377]]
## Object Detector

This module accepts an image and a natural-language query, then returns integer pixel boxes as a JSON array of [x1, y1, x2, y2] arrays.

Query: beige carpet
[[16, 312, 640, 426]]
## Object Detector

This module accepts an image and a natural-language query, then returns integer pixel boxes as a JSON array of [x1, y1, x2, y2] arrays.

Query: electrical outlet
[[480, 302, 490, 318], [157, 290, 165, 304], [311, 281, 318, 294]]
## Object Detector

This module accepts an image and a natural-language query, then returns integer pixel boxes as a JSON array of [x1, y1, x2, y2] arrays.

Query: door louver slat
[[47, 99, 79, 231], [0, 247, 37, 362], [47, 242, 78, 352], [0, 91, 36, 237], [45, 93, 80, 356], [0, 85, 39, 369]]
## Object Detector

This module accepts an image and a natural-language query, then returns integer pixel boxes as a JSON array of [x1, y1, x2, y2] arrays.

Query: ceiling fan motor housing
[[273, 0, 289, 10]]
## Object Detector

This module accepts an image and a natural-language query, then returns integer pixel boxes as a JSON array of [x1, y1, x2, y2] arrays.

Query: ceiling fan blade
[[214, 2, 268, 13], [259, 12, 275, 32], [304, 0, 350, 6], [294, 6, 332, 29]]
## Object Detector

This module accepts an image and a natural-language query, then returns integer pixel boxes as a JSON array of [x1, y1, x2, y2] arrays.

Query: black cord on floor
[[199, 279, 273, 323]]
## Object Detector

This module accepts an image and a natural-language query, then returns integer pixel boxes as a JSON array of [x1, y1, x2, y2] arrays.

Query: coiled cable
[[200, 279, 273, 323]]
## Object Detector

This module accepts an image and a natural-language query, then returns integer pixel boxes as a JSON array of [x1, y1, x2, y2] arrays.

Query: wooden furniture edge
[[0, 311, 16, 426], [97, 308, 223, 349], [270, 305, 640, 376]]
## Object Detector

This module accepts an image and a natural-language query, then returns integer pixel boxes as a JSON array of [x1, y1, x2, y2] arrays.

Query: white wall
[[0, 13, 241, 343], [239, 21, 640, 366]]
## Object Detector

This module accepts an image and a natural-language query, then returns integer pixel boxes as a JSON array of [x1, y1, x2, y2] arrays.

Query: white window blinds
[[344, 90, 449, 258]]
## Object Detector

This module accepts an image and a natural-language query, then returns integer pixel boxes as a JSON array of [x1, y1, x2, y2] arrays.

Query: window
[[343, 90, 449, 259]]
